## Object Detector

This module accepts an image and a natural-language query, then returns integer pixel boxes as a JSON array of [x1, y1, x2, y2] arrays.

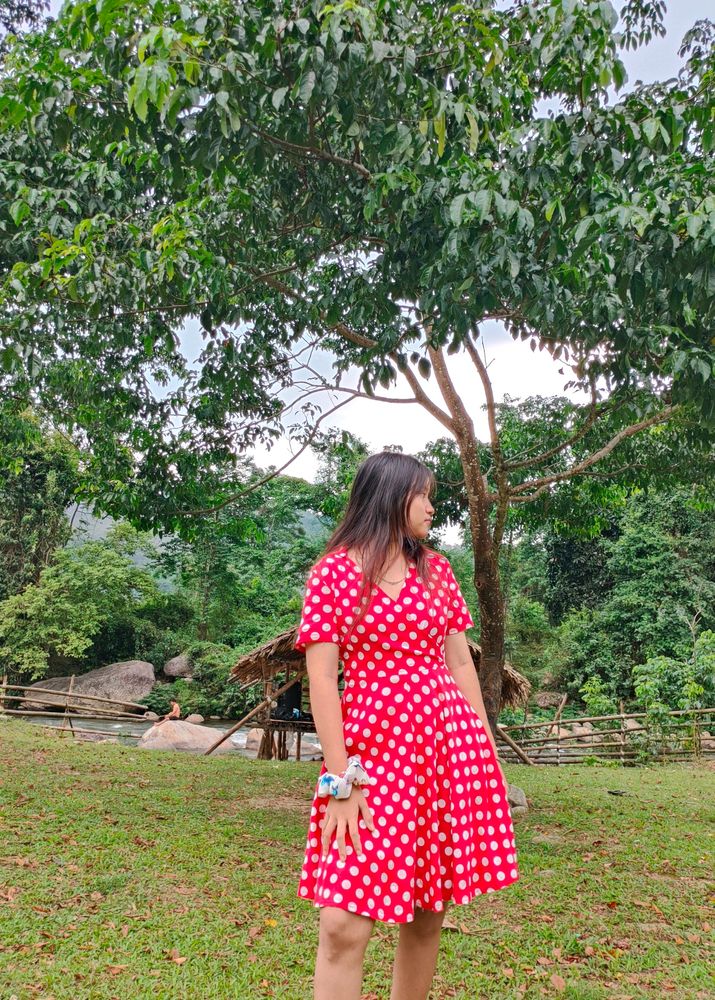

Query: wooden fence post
[[60, 675, 76, 739], [619, 700, 626, 765]]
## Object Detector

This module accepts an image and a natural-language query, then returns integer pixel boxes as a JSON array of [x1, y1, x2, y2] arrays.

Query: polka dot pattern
[[295, 550, 519, 925]]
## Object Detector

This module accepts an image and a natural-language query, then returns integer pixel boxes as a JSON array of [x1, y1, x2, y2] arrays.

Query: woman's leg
[[314, 906, 375, 1000], [389, 904, 448, 1000]]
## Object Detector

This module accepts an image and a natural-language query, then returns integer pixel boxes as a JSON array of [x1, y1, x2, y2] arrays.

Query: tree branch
[[252, 127, 373, 180], [509, 405, 680, 501], [177, 395, 355, 517]]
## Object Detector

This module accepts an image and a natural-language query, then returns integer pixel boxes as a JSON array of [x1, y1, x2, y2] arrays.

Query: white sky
[[45, 0, 710, 486]]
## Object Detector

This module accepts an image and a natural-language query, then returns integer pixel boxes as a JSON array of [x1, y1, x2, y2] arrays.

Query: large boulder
[[138, 719, 238, 754], [534, 691, 566, 709], [163, 653, 193, 679], [22, 661, 155, 712]]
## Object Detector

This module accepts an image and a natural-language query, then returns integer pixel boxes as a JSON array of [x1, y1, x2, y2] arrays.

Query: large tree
[[1, 0, 714, 729]]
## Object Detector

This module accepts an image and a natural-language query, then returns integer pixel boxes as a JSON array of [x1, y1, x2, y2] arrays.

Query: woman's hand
[[321, 788, 375, 862]]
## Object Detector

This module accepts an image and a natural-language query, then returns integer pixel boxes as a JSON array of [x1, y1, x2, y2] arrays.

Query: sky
[[45, 0, 710, 486]]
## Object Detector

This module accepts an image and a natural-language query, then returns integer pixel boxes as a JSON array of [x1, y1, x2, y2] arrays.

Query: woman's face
[[406, 486, 435, 539]]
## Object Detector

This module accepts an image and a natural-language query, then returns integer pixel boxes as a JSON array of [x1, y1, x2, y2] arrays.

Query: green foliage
[[0, 0, 713, 531], [503, 595, 552, 688], [0, 527, 161, 680], [153, 468, 324, 649], [547, 486, 715, 701], [578, 675, 619, 717], [0, 405, 79, 600]]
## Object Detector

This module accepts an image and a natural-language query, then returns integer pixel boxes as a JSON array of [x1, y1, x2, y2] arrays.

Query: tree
[[154, 464, 323, 647], [0, 0, 47, 57], [0, 404, 78, 600], [0, 526, 161, 680], [547, 485, 715, 700], [1, 1, 714, 729]]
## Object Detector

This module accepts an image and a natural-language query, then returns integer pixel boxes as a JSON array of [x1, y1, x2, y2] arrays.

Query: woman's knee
[[318, 906, 374, 960], [407, 905, 448, 940]]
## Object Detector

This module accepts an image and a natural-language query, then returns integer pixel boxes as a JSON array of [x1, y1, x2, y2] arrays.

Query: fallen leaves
[[166, 947, 187, 965]]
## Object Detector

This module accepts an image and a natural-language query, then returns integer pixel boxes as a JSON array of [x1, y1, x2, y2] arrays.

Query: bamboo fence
[[0, 680, 150, 744], [498, 705, 715, 765]]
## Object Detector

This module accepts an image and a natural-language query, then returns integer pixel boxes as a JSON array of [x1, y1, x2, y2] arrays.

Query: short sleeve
[[443, 560, 475, 635], [295, 556, 340, 650]]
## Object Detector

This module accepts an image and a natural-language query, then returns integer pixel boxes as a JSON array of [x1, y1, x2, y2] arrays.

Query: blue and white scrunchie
[[317, 755, 372, 799]]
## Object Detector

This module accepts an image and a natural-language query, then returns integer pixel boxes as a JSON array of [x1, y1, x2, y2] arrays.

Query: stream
[[21, 713, 321, 759]]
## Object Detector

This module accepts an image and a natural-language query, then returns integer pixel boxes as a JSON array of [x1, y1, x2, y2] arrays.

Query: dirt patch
[[247, 794, 310, 812]]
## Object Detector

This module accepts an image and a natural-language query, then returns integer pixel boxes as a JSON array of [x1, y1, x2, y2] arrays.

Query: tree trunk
[[454, 433, 506, 736]]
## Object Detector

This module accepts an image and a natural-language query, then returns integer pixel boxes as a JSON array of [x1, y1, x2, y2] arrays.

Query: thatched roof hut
[[230, 626, 531, 710]]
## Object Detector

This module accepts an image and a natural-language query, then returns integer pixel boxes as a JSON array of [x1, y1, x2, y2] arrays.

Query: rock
[[138, 720, 238, 754], [245, 728, 263, 753], [22, 661, 155, 713], [507, 783, 528, 815], [185, 713, 204, 724], [624, 718, 644, 731], [571, 724, 598, 741], [75, 731, 118, 744], [534, 691, 566, 709], [554, 725, 574, 739], [143, 711, 160, 721], [163, 653, 193, 679]]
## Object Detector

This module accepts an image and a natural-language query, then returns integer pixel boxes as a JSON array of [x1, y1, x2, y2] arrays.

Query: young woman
[[295, 452, 519, 1000]]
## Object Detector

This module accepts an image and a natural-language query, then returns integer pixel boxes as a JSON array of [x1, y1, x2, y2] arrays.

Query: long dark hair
[[326, 452, 434, 597]]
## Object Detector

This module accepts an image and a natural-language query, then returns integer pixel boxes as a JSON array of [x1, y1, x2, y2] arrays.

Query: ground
[[0, 720, 713, 1000]]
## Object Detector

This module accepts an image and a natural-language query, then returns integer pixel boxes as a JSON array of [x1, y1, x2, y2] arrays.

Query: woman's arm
[[305, 641, 375, 860], [305, 641, 349, 775], [444, 631, 506, 781]]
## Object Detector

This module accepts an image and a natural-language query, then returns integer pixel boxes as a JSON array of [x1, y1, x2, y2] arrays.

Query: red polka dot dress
[[295, 549, 519, 924]]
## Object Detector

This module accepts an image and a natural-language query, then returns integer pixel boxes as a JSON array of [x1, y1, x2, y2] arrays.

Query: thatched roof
[[230, 626, 531, 710]]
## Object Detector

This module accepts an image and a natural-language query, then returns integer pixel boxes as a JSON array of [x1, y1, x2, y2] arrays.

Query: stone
[[22, 661, 155, 713], [534, 691, 566, 709], [571, 724, 598, 740], [143, 711, 160, 721], [507, 783, 528, 815], [624, 718, 644, 731], [163, 653, 193, 679], [185, 713, 204, 724], [245, 728, 263, 753], [138, 720, 238, 754]]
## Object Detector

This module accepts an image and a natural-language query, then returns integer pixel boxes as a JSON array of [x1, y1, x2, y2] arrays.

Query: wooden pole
[[0, 682, 147, 713], [203, 672, 307, 756], [60, 675, 76, 739], [495, 727, 537, 765], [0, 673, 6, 714], [500, 705, 715, 733], [532, 693, 568, 764], [618, 699, 626, 765]]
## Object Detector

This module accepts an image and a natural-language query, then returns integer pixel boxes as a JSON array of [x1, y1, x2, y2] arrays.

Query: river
[[21, 713, 322, 760]]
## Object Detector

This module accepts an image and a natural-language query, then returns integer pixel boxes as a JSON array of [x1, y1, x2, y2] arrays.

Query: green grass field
[[0, 720, 713, 1000]]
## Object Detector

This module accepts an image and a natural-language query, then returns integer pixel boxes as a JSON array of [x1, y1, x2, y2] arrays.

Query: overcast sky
[[45, 0, 709, 484]]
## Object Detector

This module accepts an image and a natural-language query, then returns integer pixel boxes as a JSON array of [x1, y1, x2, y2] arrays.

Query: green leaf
[[449, 193, 468, 227], [417, 357, 431, 380], [299, 71, 316, 104], [466, 111, 479, 154], [272, 87, 289, 110], [471, 189, 492, 223], [435, 114, 446, 158], [9, 201, 30, 226]]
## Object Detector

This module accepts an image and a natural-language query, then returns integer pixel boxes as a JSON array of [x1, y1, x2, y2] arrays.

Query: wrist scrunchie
[[317, 754, 372, 799]]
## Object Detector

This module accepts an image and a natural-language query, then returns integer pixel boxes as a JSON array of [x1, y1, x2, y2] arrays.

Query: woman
[[295, 452, 519, 1000]]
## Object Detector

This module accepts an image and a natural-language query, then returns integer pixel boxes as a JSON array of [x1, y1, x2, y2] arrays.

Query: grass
[[0, 719, 713, 1000]]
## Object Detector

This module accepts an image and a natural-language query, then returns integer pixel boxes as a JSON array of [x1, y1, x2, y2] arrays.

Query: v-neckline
[[340, 550, 414, 604]]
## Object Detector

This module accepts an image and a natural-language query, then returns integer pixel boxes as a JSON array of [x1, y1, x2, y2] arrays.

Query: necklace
[[378, 563, 409, 586]]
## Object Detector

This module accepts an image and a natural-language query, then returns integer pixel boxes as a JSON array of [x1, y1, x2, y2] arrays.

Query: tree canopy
[[1, 0, 713, 526]]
